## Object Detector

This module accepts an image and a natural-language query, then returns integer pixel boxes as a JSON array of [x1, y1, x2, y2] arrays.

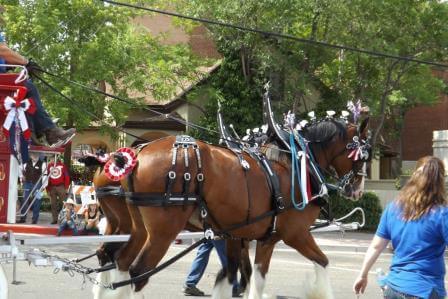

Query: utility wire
[[33, 73, 150, 142], [35, 69, 293, 154], [37, 69, 221, 136], [100, 0, 448, 69]]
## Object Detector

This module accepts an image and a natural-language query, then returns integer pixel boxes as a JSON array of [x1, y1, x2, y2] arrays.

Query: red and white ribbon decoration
[[348, 147, 361, 161], [1, 88, 36, 140], [104, 147, 137, 181], [298, 151, 312, 204], [85, 152, 110, 164]]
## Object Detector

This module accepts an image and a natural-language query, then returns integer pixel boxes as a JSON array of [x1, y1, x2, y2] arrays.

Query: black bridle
[[307, 126, 371, 198]]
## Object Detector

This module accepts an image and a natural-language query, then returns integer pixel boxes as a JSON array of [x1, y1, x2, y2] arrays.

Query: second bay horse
[[79, 154, 146, 269]]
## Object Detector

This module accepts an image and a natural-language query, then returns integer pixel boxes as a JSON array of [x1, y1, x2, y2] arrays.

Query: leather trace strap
[[95, 186, 124, 198]]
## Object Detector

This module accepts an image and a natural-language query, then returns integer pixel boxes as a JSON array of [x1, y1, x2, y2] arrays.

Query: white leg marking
[[244, 264, 267, 299], [212, 274, 233, 299], [0, 265, 8, 299], [92, 268, 145, 299], [303, 263, 334, 299]]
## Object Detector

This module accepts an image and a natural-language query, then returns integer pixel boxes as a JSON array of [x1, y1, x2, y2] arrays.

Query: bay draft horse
[[79, 154, 148, 299], [81, 149, 251, 297], [121, 116, 370, 298]]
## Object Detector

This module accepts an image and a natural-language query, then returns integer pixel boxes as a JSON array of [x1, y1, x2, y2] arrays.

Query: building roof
[[123, 111, 186, 131]]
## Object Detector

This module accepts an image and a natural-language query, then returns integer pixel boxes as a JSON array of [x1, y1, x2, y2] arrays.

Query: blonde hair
[[397, 156, 447, 220]]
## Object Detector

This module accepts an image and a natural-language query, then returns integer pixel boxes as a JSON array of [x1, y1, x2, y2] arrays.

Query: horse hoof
[[133, 281, 147, 292], [96, 249, 111, 267], [129, 265, 137, 278], [129, 266, 149, 292]]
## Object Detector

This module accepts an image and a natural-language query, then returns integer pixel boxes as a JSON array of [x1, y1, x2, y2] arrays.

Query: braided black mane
[[302, 119, 347, 147]]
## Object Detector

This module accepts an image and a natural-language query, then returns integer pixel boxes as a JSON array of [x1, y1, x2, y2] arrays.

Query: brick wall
[[189, 26, 220, 58], [402, 70, 448, 161], [133, 15, 220, 59]]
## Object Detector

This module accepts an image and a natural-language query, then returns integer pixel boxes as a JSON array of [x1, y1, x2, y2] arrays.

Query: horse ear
[[359, 117, 369, 135]]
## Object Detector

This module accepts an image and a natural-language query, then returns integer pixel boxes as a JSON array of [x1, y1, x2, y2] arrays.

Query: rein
[[111, 237, 207, 289], [110, 208, 280, 289]]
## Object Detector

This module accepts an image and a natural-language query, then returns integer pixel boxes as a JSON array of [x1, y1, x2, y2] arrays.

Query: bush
[[70, 164, 95, 185], [327, 191, 383, 231], [40, 196, 63, 213]]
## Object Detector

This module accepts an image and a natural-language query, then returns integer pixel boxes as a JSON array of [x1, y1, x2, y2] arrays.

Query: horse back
[[131, 136, 275, 238]]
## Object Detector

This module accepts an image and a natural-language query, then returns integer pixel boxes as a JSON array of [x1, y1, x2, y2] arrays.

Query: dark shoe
[[183, 285, 205, 296], [31, 133, 45, 146], [44, 127, 76, 145], [50, 221, 57, 225], [17, 219, 26, 223], [31, 220, 37, 224]]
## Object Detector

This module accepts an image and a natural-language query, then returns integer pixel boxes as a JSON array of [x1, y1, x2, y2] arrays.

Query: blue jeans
[[20, 181, 42, 222], [384, 286, 443, 299], [24, 80, 54, 134], [185, 239, 238, 291], [57, 220, 78, 236]]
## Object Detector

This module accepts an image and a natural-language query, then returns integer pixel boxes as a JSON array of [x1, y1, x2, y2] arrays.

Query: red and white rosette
[[104, 147, 137, 181]]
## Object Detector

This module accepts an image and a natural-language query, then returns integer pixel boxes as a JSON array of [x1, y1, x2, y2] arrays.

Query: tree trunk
[[371, 60, 400, 147]]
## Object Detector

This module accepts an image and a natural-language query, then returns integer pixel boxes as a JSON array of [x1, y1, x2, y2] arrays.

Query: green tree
[[1, 0, 204, 160], [168, 0, 447, 150]]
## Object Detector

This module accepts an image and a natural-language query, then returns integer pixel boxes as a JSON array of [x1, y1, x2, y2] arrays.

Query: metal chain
[[33, 250, 114, 290]]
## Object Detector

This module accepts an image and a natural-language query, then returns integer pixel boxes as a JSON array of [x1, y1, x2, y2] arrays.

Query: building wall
[[72, 130, 117, 152], [401, 69, 448, 162], [133, 15, 220, 58], [402, 96, 448, 161]]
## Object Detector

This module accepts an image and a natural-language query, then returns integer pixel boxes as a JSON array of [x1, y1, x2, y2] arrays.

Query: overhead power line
[[100, 0, 448, 69]]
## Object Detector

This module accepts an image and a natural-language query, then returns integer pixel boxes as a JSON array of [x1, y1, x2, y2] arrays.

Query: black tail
[[78, 156, 104, 167], [113, 152, 126, 169]]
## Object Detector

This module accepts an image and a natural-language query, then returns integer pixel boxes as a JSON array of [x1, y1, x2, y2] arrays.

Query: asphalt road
[[2, 240, 391, 299]]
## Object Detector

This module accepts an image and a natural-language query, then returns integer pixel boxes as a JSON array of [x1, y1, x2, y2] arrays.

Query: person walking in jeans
[[183, 239, 240, 297], [353, 156, 448, 299], [18, 153, 45, 224]]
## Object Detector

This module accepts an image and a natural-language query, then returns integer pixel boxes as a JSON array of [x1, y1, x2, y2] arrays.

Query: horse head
[[303, 116, 371, 200], [262, 85, 371, 200]]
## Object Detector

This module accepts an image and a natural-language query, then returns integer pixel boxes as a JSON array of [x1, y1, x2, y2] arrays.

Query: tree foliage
[[168, 0, 447, 145], [0, 0, 203, 135]]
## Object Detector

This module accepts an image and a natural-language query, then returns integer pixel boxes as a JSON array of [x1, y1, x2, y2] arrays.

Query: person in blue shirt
[[0, 33, 75, 145], [353, 156, 447, 299]]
